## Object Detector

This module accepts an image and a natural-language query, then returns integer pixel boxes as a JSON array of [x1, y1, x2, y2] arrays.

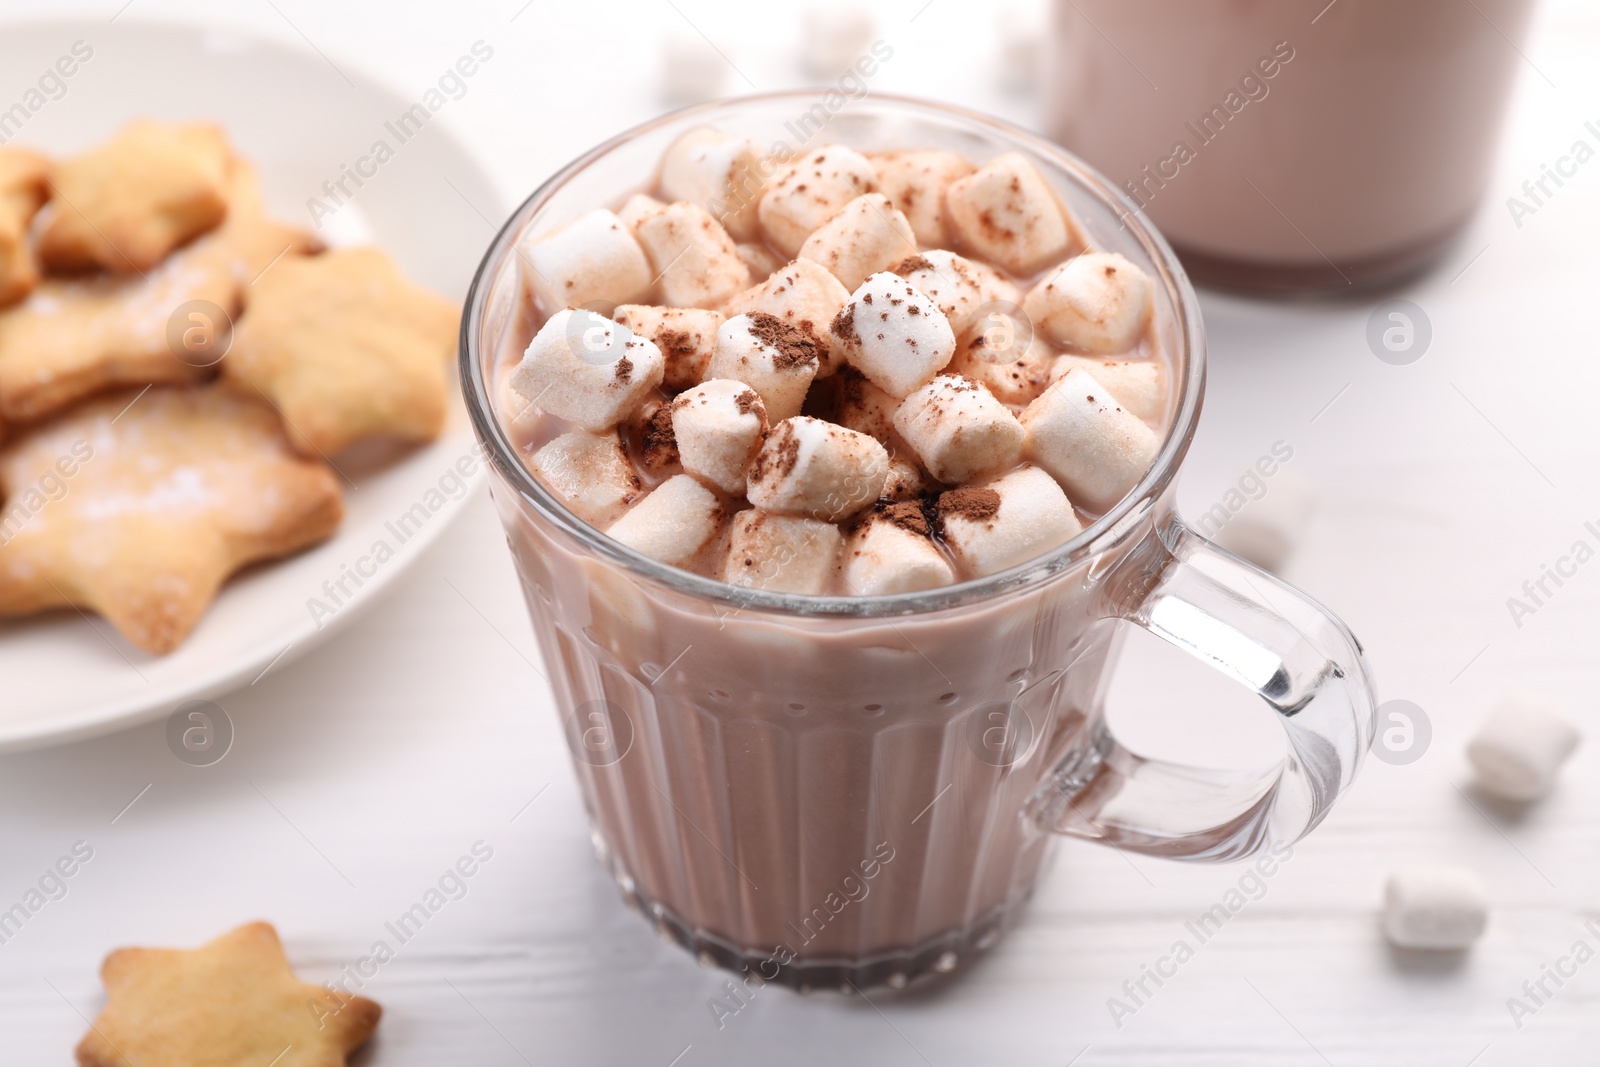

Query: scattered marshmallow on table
[[723, 510, 842, 594], [707, 313, 821, 422], [529, 430, 644, 526], [519, 208, 654, 313], [946, 151, 1079, 274], [747, 416, 888, 521], [511, 309, 665, 432], [612, 305, 723, 391], [758, 145, 877, 258], [1213, 465, 1317, 573], [629, 200, 752, 309], [800, 6, 876, 76], [1382, 866, 1489, 950], [939, 465, 1081, 577], [659, 34, 730, 106], [1048, 355, 1167, 422], [996, 6, 1045, 94], [724, 257, 852, 376], [660, 127, 768, 242], [1025, 252, 1154, 354], [1020, 367, 1160, 511], [844, 505, 955, 594], [799, 193, 918, 292], [1467, 696, 1583, 801], [605, 473, 724, 566], [871, 150, 975, 247], [671, 379, 769, 496], [894, 374, 1024, 484], [830, 271, 956, 398], [891, 250, 1019, 336]]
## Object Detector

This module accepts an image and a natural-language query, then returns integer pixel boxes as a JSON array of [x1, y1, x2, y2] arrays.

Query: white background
[[3, 0, 1600, 1063]]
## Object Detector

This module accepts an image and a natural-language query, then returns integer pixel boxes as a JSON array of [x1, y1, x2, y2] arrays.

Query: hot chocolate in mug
[[461, 94, 1378, 990]]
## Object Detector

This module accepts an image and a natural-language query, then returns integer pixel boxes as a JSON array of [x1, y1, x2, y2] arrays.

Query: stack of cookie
[[0, 121, 459, 654]]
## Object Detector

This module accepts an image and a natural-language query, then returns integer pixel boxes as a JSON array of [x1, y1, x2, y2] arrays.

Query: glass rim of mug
[[460, 90, 1207, 619]]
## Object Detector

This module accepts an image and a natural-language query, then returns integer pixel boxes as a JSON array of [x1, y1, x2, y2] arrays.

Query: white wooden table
[[4, 0, 1600, 1063]]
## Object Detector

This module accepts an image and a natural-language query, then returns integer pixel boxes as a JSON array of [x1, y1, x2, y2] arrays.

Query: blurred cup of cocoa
[[1046, 0, 1538, 293]]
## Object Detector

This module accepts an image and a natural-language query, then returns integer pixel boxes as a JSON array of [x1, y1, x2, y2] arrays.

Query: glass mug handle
[[1032, 514, 1379, 860]]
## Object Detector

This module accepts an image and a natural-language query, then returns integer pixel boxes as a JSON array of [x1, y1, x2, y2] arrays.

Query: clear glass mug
[[460, 94, 1378, 991], [1046, 0, 1538, 293]]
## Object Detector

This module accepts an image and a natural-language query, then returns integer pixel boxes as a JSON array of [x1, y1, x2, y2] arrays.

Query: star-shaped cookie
[[0, 159, 321, 422], [39, 120, 232, 274], [0, 147, 51, 308], [224, 247, 459, 456], [75, 922, 380, 1067], [0, 383, 342, 654]]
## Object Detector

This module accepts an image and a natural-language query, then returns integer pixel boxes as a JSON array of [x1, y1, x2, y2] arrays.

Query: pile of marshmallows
[[507, 132, 1165, 595], [1384, 697, 1582, 952]]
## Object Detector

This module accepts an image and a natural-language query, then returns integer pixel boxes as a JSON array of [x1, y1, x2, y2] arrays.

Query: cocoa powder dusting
[[656, 328, 696, 358], [747, 312, 819, 369], [641, 405, 679, 468], [938, 487, 1001, 523], [892, 254, 934, 276], [880, 500, 931, 538], [734, 389, 760, 415], [830, 303, 857, 343], [614, 356, 633, 383]]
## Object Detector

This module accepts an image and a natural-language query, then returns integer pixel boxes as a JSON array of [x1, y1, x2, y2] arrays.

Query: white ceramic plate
[[0, 19, 506, 750]]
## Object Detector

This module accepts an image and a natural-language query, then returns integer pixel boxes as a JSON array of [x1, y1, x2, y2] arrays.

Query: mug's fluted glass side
[[491, 474, 1148, 989]]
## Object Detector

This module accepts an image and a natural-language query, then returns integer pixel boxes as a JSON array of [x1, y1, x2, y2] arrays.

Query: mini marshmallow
[[871, 150, 975, 247], [1382, 866, 1489, 950], [512, 309, 666, 432], [946, 152, 1077, 275], [800, 6, 876, 76], [529, 430, 644, 526], [630, 200, 752, 309], [1024, 252, 1154, 354], [635, 399, 683, 480], [612, 305, 723, 390], [736, 242, 782, 278], [1213, 466, 1317, 574], [1020, 368, 1160, 511], [605, 473, 724, 566], [828, 367, 899, 442], [748, 416, 888, 521], [519, 208, 654, 313], [883, 455, 932, 500], [758, 145, 877, 258], [799, 193, 918, 292], [671, 379, 769, 495], [952, 329, 1055, 407], [938, 464, 1081, 577], [831, 272, 956, 397], [894, 374, 1024, 484], [659, 34, 730, 105], [1466, 697, 1582, 801], [660, 127, 767, 241], [723, 257, 851, 376], [618, 193, 667, 232], [844, 506, 955, 595], [723, 510, 842, 594], [1048, 355, 1167, 422], [892, 250, 1020, 336], [996, 6, 1045, 94], [707, 312, 821, 421]]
